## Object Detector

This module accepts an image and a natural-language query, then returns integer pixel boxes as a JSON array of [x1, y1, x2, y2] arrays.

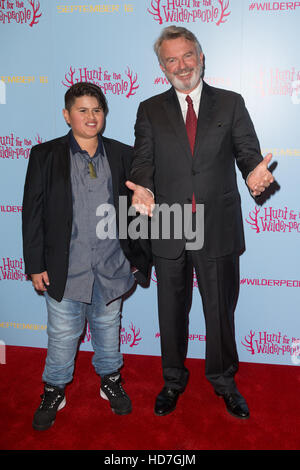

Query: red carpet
[[0, 345, 299, 451]]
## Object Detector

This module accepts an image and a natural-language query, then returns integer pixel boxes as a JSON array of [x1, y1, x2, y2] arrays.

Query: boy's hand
[[31, 271, 50, 292]]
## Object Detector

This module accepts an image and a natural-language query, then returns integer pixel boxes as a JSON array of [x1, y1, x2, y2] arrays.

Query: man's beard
[[166, 62, 203, 93]]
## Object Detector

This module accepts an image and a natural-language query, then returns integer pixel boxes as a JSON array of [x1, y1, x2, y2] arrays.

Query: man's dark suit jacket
[[131, 81, 263, 259], [22, 134, 151, 302]]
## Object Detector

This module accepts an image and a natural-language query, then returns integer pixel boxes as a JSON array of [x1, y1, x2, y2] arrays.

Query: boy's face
[[63, 95, 104, 141]]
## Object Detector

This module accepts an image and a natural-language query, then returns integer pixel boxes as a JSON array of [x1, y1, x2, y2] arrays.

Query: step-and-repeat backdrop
[[1, 0, 299, 367]]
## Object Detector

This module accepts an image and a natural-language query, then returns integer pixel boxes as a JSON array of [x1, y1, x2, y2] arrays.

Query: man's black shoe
[[154, 387, 181, 416], [32, 384, 66, 431], [100, 372, 132, 415], [216, 389, 249, 419]]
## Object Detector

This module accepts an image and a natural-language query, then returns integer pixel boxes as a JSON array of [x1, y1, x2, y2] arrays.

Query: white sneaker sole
[[58, 396, 67, 411], [100, 389, 109, 401]]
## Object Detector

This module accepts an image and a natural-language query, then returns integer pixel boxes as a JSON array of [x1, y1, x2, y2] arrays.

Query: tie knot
[[186, 95, 193, 105]]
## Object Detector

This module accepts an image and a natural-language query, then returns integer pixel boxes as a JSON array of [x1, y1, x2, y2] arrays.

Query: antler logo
[[241, 330, 255, 355], [246, 206, 261, 233], [28, 0, 41, 27], [147, 0, 230, 26], [121, 323, 142, 348], [62, 66, 139, 99], [0, 0, 42, 27]]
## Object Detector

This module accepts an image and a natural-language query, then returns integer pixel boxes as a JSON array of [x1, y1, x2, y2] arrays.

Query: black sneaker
[[100, 373, 132, 415], [32, 384, 66, 431]]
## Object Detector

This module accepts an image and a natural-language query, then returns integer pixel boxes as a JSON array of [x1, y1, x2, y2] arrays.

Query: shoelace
[[103, 378, 126, 398], [39, 390, 63, 410]]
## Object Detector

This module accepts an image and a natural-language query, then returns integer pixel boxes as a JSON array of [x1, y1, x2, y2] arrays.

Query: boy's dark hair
[[64, 82, 108, 114]]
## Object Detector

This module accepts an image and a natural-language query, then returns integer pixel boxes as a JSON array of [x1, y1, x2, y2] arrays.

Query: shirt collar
[[68, 130, 104, 157], [175, 79, 203, 107]]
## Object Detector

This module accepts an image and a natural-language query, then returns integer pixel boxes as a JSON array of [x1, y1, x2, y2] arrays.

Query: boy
[[22, 82, 150, 431]]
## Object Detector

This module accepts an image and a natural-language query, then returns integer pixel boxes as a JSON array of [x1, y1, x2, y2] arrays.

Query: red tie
[[185, 95, 197, 212]]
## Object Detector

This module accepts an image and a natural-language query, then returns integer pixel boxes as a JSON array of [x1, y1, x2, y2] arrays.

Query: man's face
[[159, 37, 204, 94], [63, 95, 105, 141]]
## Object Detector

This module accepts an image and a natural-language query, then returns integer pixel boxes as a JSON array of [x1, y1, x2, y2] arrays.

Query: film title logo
[[242, 330, 300, 363], [253, 67, 300, 104], [246, 205, 300, 234], [120, 323, 142, 348], [62, 66, 139, 98], [0, 257, 28, 281], [0, 0, 42, 27], [147, 0, 231, 26], [0, 133, 43, 160], [82, 322, 142, 347]]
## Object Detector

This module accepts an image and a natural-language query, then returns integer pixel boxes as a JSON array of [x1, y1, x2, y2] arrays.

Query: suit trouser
[[153, 249, 240, 394]]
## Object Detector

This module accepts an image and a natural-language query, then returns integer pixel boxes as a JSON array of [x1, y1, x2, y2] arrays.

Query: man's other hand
[[247, 153, 274, 197]]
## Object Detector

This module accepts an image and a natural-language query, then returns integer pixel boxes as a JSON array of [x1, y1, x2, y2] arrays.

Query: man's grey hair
[[154, 25, 203, 65]]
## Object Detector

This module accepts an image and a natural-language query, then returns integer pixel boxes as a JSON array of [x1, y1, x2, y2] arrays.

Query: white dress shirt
[[175, 79, 203, 121], [145, 80, 203, 199]]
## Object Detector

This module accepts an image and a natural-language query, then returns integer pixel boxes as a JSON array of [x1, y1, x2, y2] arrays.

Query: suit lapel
[[162, 83, 216, 162], [57, 135, 71, 181], [163, 88, 193, 163], [55, 135, 73, 215], [194, 82, 216, 157]]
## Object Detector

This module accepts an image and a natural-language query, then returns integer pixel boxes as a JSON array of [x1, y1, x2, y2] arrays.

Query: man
[[126, 26, 273, 419], [22, 82, 150, 430]]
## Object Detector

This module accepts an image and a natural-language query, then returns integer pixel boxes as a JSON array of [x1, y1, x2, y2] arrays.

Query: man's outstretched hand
[[247, 153, 274, 197], [126, 181, 155, 217]]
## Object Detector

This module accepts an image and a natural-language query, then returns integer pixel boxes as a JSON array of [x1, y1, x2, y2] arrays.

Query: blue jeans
[[42, 281, 123, 387]]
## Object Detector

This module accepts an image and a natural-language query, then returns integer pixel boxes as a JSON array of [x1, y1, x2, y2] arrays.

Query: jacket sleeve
[[130, 102, 155, 193], [118, 140, 152, 281], [232, 94, 263, 180], [22, 146, 46, 275]]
